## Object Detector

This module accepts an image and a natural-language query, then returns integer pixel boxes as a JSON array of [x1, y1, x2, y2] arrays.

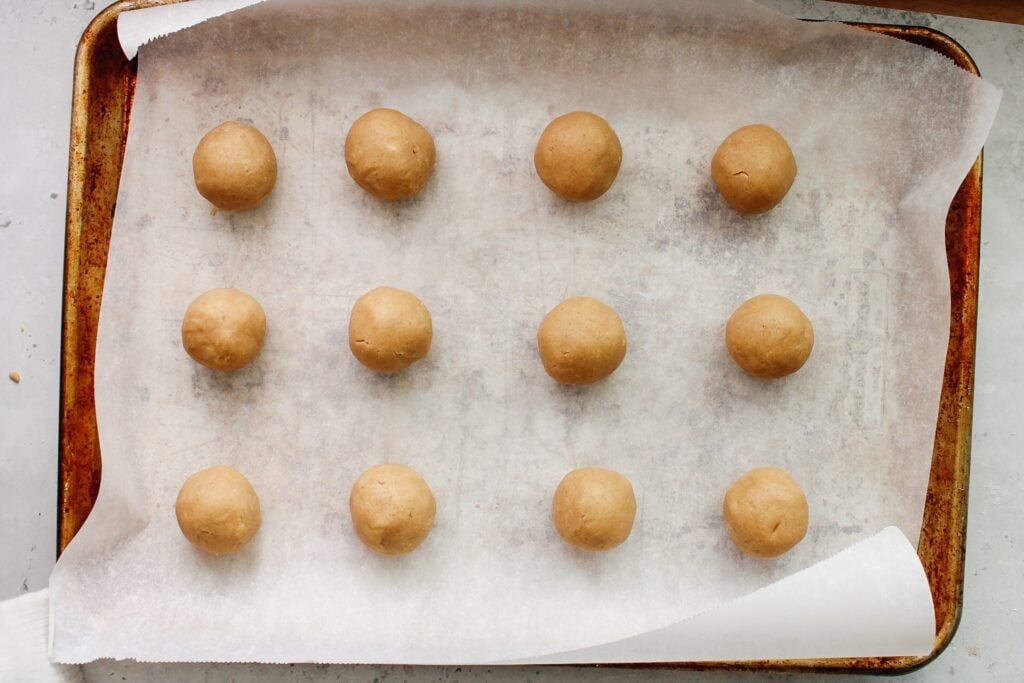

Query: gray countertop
[[1, 1, 1021, 680]]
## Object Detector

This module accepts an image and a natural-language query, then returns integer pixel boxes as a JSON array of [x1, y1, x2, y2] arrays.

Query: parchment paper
[[50, 0, 1000, 664]]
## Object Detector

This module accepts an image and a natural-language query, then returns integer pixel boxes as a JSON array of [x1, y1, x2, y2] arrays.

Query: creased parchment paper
[[50, 0, 1000, 664]]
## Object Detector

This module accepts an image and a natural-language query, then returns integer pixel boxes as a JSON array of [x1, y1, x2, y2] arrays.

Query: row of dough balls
[[181, 287, 815, 381], [176, 463, 808, 558], [192, 110, 797, 213]]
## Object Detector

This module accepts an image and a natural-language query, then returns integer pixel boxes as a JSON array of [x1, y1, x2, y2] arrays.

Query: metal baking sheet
[[59, 2, 981, 672]]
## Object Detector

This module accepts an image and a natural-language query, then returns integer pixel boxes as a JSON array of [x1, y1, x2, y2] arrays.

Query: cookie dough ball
[[726, 294, 813, 379], [348, 286, 432, 373], [537, 297, 626, 385], [711, 124, 796, 214], [175, 466, 262, 556], [345, 108, 436, 201], [349, 464, 436, 555], [552, 467, 636, 551], [534, 111, 622, 202], [181, 288, 267, 372], [723, 467, 808, 558], [192, 121, 277, 211]]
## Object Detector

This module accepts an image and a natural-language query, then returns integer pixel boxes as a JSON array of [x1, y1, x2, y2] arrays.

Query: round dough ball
[[723, 467, 808, 558], [537, 297, 627, 385], [552, 467, 637, 551], [344, 108, 436, 201], [534, 111, 622, 202], [192, 121, 277, 211], [348, 286, 432, 373], [725, 293, 813, 379], [181, 288, 267, 372], [711, 124, 796, 214], [175, 466, 262, 556], [349, 464, 436, 555]]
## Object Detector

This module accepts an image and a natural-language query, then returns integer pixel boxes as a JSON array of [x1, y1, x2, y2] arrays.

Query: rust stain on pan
[[60, 0, 182, 552], [59, 9, 980, 674]]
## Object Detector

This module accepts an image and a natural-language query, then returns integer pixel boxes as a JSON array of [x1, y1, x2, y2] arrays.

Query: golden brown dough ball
[[344, 108, 436, 201], [725, 293, 813, 379], [552, 467, 637, 551], [537, 296, 627, 385], [192, 121, 277, 211], [349, 464, 436, 556], [534, 111, 622, 202], [711, 124, 796, 214], [348, 286, 432, 373], [723, 467, 808, 558], [175, 466, 262, 556], [181, 288, 267, 372]]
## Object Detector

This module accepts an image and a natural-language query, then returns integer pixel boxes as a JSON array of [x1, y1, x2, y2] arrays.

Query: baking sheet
[[50, 0, 999, 664]]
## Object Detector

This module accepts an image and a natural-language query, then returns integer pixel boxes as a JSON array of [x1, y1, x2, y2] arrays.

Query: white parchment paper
[[51, 0, 1000, 664]]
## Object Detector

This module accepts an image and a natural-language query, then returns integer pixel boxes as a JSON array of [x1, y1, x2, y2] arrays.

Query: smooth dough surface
[[552, 467, 637, 551], [349, 464, 436, 556], [723, 467, 808, 558], [175, 466, 262, 556], [348, 286, 432, 373], [725, 293, 813, 379], [711, 124, 796, 214], [192, 121, 277, 211], [345, 108, 436, 200], [181, 288, 267, 372], [537, 296, 627, 385], [534, 111, 622, 202]]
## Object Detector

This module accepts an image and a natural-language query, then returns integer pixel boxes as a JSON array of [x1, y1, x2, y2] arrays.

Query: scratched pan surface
[[59, 2, 981, 673]]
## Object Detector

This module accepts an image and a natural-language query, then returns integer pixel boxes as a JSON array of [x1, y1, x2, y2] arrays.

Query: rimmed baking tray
[[59, 1, 982, 673]]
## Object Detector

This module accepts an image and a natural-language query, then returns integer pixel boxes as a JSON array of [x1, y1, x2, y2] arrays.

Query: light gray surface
[[0, 0, 1020, 680]]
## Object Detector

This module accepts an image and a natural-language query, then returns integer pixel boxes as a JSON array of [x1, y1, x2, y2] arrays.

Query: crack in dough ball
[[348, 286, 432, 373], [552, 467, 637, 551], [175, 466, 262, 556], [723, 467, 808, 558], [725, 293, 813, 379], [345, 108, 436, 201], [349, 464, 436, 556], [534, 111, 622, 202], [181, 288, 267, 372], [192, 121, 278, 211], [711, 124, 796, 214], [537, 296, 627, 385]]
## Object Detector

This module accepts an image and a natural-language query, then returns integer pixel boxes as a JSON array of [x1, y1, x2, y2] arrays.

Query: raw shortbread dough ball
[[537, 296, 627, 385], [711, 124, 797, 214], [344, 108, 436, 201], [534, 111, 623, 202], [181, 288, 267, 372], [175, 466, 262, 556], [349, 464, 436, 555], [192, 121, 278, 211], [725, 293, 813, 379], [552, 467, 637, 551], [723, 467, 808, 558], [348, 286, 432, 373]]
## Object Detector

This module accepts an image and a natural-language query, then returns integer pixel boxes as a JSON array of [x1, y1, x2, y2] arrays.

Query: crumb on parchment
[[8, 371, 20, 384]]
